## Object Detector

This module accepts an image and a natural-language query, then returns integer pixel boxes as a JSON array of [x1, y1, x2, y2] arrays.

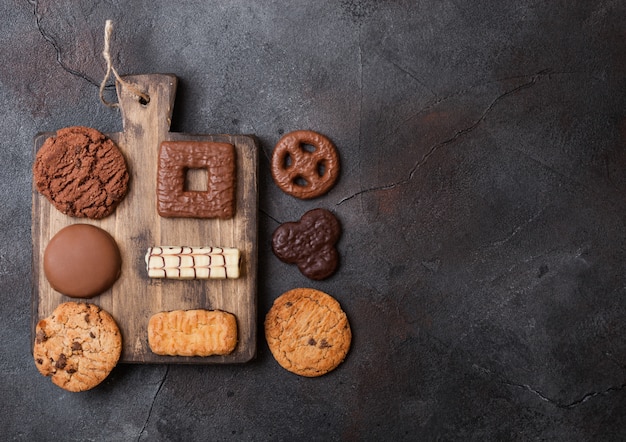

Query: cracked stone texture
[[3, 0, 626, 440]]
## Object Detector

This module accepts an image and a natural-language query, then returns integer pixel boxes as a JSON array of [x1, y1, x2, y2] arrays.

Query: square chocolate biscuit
[[157, 141, 236, 218]]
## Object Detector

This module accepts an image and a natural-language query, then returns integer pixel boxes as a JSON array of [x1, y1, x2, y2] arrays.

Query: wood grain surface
[[32, 74, 258, 364]]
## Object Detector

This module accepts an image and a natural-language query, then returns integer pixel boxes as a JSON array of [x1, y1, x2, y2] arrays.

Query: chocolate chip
[[35, 330, 47, 343], [285, 302, 293, 307], [308, 338, 317, 346], [67, 368, 77, 374], [84, 314, 90, 323], [89, 332, 96, 339], [319, 339, 331, 349], [71, 342, 82, 352], [36, 358, 43, 365], [55, 354, 67, 369]]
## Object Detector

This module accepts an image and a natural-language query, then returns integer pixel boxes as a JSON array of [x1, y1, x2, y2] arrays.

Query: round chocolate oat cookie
[[33, 126, 129, 219], [264, 288, 351, 377], [33, 302, 122, 392]]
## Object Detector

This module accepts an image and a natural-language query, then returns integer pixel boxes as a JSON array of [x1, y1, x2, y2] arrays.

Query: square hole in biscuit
[[184, 168, 209, 192]]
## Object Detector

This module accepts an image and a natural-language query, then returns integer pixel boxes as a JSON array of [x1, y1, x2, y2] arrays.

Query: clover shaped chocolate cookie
[[271, 208, 341, 280]]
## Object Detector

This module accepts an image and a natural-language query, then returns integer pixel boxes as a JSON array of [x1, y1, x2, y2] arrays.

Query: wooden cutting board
[[31, 74, 258, 364]]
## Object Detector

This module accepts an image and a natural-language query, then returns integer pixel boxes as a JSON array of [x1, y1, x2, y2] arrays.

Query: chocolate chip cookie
[[33, 302, 122, 392], [33, 126, 129, 219], [264, 288, 351, 377]]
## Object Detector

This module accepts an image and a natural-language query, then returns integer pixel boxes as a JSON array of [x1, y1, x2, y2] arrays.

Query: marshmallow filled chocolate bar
[[145, 246, 240, 279]]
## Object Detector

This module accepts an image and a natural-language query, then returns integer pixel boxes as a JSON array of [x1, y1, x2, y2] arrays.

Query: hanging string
[[99, 20, 150, 108]]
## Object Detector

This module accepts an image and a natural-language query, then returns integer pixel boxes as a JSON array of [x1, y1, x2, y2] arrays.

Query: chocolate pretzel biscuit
[[271, 130, 339, 199], [33, 126, 129, 219]]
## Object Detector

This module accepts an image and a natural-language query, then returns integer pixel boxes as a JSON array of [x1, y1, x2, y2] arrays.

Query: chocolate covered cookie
[[33, 302, 122, 392], [33, 126, 129, 219], [157, 140, 236, 219], [272, 208, 341, 280], [44, 224, 122, 298], [264, 288, 351, 377], [271, 130, 340, 199]]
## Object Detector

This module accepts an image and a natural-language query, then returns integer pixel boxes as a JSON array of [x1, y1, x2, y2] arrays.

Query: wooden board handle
[[116, 74, 178, 137]]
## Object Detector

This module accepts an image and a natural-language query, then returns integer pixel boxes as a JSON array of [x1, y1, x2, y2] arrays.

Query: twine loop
[[99, 20, 150, 108]]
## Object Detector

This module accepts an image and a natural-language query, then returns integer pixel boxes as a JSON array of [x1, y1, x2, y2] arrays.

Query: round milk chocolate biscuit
[[44, 224, 121, 298], [271, 130, 340, 199], [33, 302, 122, 392], [264, 288, 351, 377], [33, 126, 129, 219], [272, 208, 341, 280]]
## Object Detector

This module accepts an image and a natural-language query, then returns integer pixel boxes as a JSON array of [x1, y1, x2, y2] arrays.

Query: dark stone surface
[[2, 0, 626, 440]]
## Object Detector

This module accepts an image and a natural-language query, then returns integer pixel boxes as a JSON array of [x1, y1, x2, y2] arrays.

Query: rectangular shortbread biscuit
[[148, 310, 238, 357]]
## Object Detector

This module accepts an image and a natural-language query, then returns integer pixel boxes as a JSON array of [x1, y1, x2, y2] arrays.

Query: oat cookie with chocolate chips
[[264, 288, 351, 377], [33, 302, 122, 392]]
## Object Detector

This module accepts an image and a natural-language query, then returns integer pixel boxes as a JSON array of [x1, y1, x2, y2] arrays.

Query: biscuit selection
[[33, 118, 351, 379], [157, 140, 236, 218], [33, 302, 122, 392], [33, 126, 129, 219], [264, 288, 351, 377], [271, 130, 340, 199], [145, 246, 240, 279], [272, 208, 341, 280], [148, 309, 238, 357], [44, 224, 122, 298]]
